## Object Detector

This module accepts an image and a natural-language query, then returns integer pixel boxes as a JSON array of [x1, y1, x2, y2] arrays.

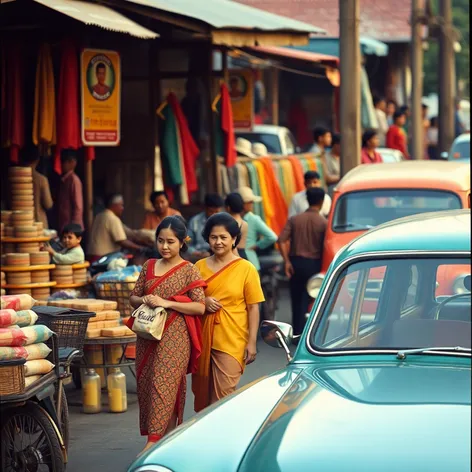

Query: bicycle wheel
[[54, 386, 70, 452], [1, 402, 65, 472]]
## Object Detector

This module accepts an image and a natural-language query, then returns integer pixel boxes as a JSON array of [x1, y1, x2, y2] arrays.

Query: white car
[[444, 133, 470, 162], [377, 148, 405, 163], [236, 125, 299, 156]]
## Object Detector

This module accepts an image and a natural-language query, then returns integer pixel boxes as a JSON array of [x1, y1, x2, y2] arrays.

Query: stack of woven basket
[[9, 167, 34, 212]]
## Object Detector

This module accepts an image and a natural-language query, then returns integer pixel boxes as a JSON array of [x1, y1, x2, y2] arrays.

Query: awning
[[33, 0, 158, 39], [248, 45, 339, 67], [122, 0, 326, 46], [296, 36, 389, 57]]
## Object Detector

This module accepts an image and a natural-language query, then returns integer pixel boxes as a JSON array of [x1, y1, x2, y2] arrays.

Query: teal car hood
[[129, 359, 471, 472], [239, 360, 471, 472]]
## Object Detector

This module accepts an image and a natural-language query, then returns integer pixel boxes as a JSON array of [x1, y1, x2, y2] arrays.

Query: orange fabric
[[259, 158, 288, 235], [306, 157, 318, 171], [220, 83, 237, 167], [288, 156, 305, 192], [253, 160, 274, 229]]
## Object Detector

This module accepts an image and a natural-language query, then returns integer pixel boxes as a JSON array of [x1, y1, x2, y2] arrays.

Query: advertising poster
[[229, 69, 254, 130], [81, 49, 121, 145]]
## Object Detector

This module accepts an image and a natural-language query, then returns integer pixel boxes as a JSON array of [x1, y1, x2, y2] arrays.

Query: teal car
[[128, 210, 471, 472]]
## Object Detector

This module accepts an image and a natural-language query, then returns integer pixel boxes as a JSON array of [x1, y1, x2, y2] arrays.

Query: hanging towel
[[220, 83, 236, 167], [33, 43, 56, 148], [5, 43, 25, 163], [288, 156, 305, 192], [55, 40, 81, 175]]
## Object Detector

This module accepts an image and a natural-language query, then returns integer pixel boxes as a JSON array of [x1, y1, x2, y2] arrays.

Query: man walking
[[279, 187, 327, 336], [288, 171, 331, 219]]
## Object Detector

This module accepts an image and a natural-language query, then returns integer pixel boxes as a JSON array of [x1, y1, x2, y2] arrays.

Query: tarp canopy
[[33, 0, 158, 38], [122, 0, 326, 46], [295, 36, 389, 57]]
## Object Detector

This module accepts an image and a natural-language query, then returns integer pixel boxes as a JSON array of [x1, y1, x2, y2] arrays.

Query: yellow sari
[[192, 258, 264, 412]]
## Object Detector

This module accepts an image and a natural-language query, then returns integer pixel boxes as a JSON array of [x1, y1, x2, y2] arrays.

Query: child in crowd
[[42, 223, 85, 264]]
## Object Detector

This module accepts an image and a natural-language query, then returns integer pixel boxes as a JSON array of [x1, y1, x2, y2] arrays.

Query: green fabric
[[314, 157, 325, 187], [245, 162, 264, 220], [214, 100, 224, 158], [301, 158, 309, 173], [161, 105, 183, 185], [275, 162, 286, 196]]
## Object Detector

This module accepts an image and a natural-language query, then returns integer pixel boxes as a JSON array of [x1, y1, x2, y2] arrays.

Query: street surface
[[66, 286, 291, 472]]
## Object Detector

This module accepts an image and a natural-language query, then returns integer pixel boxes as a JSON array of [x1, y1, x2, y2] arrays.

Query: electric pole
[[411, 0, 424, 159], [438, 0, 455, 154], [339, 0, 361, 175]]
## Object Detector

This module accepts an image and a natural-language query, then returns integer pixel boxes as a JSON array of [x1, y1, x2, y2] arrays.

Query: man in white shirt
[[373, 96, 389, 147], [308, 127, 332, 155], [288, 171, 332, 219]]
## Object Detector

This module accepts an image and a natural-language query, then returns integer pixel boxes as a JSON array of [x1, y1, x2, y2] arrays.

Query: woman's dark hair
[[61, 223, 84, 238], [313, 126, 330, 143], [362, 129, 378, 148], [393, 110, 406, 121], [149, 190, 168, 205], [155, 215, 189, 253], [225, 193, 244, 214], [202, 212, 241, 248]]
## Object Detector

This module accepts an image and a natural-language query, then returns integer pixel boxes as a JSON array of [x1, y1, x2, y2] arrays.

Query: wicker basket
[[93, 280, 136, 316], [0, 358, 26, 396]]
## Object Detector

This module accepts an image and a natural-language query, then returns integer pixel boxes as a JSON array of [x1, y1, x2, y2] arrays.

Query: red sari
[[130, 259, 206, 442]]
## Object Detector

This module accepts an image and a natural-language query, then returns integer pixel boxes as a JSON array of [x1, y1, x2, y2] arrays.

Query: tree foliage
[[423, 0, 470, 98]]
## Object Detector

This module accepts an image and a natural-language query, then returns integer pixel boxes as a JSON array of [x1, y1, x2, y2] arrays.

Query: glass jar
[[82, 368, 102, 414], [107, 367, 127, 413]]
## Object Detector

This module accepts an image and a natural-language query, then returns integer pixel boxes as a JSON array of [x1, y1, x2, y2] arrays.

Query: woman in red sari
[[129, 216, 206, 454]]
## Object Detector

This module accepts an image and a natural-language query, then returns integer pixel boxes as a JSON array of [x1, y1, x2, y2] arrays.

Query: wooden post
[[411, 0, 424, 159], [271, 68, 279, 125], [84, 158, 93, 233], [339, 0, 361, 175]]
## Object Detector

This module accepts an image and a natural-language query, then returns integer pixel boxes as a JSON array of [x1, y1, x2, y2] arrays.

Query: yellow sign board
[[81, 49, 121, 146], [229, 69, 253, 130]]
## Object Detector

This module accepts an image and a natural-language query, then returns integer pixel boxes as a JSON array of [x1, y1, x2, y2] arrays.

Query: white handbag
[[130, 304, 168, 341]]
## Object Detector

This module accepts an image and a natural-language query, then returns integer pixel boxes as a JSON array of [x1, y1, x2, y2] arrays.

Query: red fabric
[[260, 158, 288, 234], [85, 147, 95, 161], [54, 40, 81, 174], [361, 148, 383, 164], [167, 93, 200, 193], [220, 83, 237, 167], [287, 104, 312, 148], [288, 156, 305, 192], [6, 44, 24, 163], [386, 125, 408, 157]]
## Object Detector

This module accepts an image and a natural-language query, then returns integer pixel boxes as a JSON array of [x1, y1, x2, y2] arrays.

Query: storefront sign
[[229, 69, 253, 130], [81, 49, 121, 145]]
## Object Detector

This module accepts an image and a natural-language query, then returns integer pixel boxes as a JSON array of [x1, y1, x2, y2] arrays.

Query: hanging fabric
[[213, 83, 237, 168], [279, 160, 297, 204], [253, 160, 274, 230], [55, 40, 82, 175], [236, 163, 250, 189], [287, 156, 305, 192], [245, 162, 264, 219], [33, 43, 56, 155]]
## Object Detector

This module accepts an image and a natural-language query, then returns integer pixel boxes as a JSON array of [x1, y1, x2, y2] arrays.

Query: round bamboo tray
[[3, 281, 57, 289], [54, 282, 89, 289], [1, 236, 50, 243], [0, 265, 55, 272], [72, 262, 90, 270]]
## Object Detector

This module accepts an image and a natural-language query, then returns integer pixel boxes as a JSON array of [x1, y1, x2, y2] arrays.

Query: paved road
[[65, 287, 292, 472]]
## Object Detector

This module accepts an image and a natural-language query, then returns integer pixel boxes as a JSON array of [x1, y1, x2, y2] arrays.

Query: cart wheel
[[1, 402, 65, 472], [72, 366, 82, 390], [54, 386, 70, 453]]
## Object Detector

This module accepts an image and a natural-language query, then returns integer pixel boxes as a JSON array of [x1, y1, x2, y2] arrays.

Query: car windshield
[[378, 151, 399, 163], [450, 140, 470, 160], [332, 190, 462, 232], [236, 133, 282, 154], [310, 256, 471, 352]]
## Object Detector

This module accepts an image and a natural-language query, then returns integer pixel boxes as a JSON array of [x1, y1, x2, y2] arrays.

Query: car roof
[[338, 209, 471, 258], [452, 133, 470, 144], [335, 161, 470, 193], [237, 125, 288, 135]]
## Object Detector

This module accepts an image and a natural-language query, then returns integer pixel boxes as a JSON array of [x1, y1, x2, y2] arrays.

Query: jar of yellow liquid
[[106, 344, 122, 365], [82, 369, 102, 414], [107, 368, 127, 413], [84, 345, 106, 389]]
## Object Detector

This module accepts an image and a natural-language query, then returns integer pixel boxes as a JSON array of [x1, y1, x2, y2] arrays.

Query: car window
[[311, 257, 471, 351], [450, 140, 470, 160], [284, 131, 297, 154], [332, 190, 462, 232], [235, 133, 282, 154]]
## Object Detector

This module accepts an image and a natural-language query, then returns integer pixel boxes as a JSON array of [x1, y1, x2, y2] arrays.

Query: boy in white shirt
[[43, 223, 85, 264]]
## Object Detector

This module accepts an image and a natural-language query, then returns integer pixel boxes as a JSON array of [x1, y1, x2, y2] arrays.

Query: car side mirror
[[439, 152, 449, 160], [261, 320, 294, 362]]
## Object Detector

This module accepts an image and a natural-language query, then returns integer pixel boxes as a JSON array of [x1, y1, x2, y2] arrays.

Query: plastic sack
[[0, 309, 17, 327], [1, 294, 36, 311], [0, 345, 28, 361], [25, 359, 55, 376], [96, 265, 141, 282], [16, 310, 38, 327], [0, 327, 27, 346], [21, 325, 54, 346], [25, 343, 52, 360]]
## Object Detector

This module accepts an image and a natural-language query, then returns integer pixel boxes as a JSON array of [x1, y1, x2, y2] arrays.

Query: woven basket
[[0, 358, 26, 396]]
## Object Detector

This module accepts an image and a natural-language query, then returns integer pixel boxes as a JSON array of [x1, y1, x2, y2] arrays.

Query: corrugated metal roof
[[34, 0, 158, 38], [123, 0, 326, 34], [248, 45, 339, 65]]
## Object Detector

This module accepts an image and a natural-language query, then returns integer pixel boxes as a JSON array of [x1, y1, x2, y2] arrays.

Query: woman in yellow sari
[[192, 213, 265, 412]]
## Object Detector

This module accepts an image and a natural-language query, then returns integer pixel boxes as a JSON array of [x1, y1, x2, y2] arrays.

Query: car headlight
[[132, 467, 174, 472], [306, 274, 325, 298], [452, 274, 471, 294]]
